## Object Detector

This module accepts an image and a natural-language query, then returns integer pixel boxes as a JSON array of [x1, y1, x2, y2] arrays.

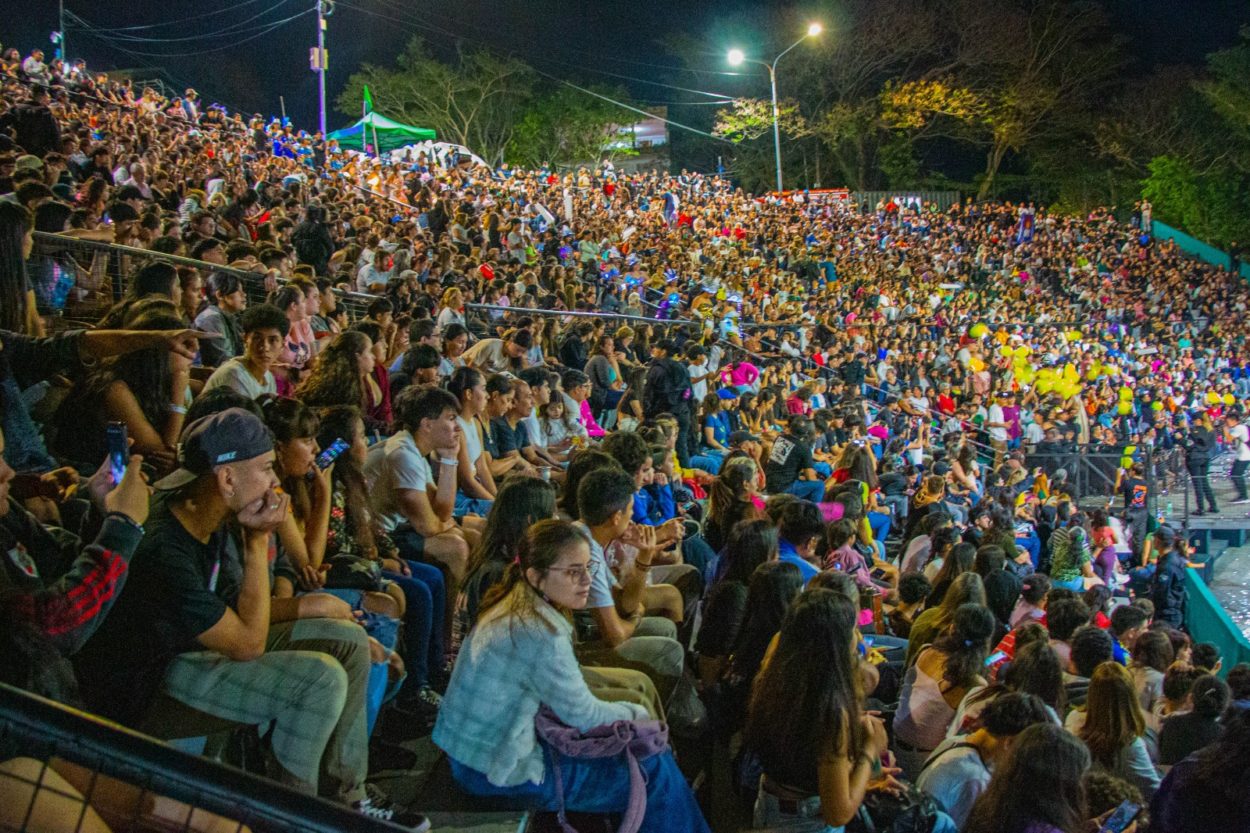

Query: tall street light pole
[[728, 22, 822, 193], [316, 0, 328, 136]]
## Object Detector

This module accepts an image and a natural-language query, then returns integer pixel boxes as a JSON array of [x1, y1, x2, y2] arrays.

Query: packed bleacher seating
[[3, 43, 1250, 833]]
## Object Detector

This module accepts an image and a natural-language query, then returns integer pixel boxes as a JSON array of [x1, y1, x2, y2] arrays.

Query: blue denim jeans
[[381, 560, 446, 689], [455, 493, 494, 517], [787, 480, 826, 502], [449, 745, 710, 833]]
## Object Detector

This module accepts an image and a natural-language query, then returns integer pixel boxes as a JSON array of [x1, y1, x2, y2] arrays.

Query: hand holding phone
[[309, 437, 350, 479], [106, 422, 129, 486], [1097, 800, 1141, 833]]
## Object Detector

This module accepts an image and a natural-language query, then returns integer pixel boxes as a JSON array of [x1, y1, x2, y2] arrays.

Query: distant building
[[608, 108, 670, 173]]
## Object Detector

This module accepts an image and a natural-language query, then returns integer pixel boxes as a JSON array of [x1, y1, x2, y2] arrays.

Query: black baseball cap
[[155, 409, 275, 490], [729, 430, 760, 445]]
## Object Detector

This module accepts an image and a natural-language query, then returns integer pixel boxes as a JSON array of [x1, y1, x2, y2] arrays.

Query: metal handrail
[[0, 683, 406, 832], [32, 232, 378, 313]]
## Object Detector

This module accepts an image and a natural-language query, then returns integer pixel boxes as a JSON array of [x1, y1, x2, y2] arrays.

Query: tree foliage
[[507, 86, 635, 168]]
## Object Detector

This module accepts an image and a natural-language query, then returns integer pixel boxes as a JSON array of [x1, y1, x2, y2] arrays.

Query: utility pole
[[315, 0, 327, 136], [58, 0, 66, 62]]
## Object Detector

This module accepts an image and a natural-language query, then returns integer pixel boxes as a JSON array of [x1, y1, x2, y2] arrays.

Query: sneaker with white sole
[[353, 797, 431, 831]]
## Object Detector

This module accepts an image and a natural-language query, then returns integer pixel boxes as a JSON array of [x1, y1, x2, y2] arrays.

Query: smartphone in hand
[[106, 422, 128, 486], [308, 438, 350, 479]]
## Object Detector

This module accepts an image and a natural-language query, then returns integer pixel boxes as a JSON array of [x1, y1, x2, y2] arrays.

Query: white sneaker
[[354, 797, 431, 831], [1233, 498, 1250, 505]]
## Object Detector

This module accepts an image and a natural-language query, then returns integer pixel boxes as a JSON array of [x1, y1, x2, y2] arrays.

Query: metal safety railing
[[31, 232, 377, 325], [0, 684, 406, 833]]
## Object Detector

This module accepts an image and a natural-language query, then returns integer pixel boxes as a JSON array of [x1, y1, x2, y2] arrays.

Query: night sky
[[4, 0, 1247, 136]]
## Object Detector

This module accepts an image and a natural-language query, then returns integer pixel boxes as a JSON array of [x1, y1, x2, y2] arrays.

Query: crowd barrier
[[31, 232, 377, 325], [1184, 569, 1250, 679], [0, 684, 406, 833], [1152, 220, 1250, 280]]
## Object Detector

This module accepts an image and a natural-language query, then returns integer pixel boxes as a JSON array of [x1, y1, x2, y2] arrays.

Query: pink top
[[579, 399, 605, 438], [724, 362, 759, 387], [283, 318, 316, 370]]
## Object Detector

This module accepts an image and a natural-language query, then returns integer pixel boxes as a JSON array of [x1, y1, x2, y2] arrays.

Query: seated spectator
[[1066, 661, 1161, 797], [390, 343, 440, 397], [73, 410, 414, 821], [975, 544, 1022, 629], [448, 366, 499, 512], [1149, 708, 1250, 832], [894, 603, 995, 778], [917, 692, 1052, 828], [961, 723, 1092, 833], [1129, 629, 1174, 715], [1067, 624, 1116, 708], [949, 639, 1065, 736], [775, 498, 825, 583], [461, 327, 532, 375], [52, 307, 191, 474], [1046, 597, 1092, 672], [561, 368, 604, 439], [888, 570, 931, 638], [905, 571, 987, 666], [702, 456, 763, 556], [202, 303, 286, 400], [1157, 673, 1229, 766], [745, 589, 957, 831], [297, 330, 391, 436], [1009, 572, 1051, 629], [1110, 602, 1150, 665], [694, 518, 777, 685], [365, 385, 472, 586], [572, 467, 684, 701], [763, 413, 824, 502], [193, 271, 246, 367], [432, 519, 710, 833]]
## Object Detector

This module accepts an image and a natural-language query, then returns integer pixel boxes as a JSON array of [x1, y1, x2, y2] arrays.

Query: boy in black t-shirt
[[75, 410, 418, 825], [765, 414, 825, 502]]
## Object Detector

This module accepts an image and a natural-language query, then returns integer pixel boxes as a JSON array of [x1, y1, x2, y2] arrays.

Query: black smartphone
[[106, 422, 128, 485], [312, 438, 350, 473], [1098, 800, 1141, 833]]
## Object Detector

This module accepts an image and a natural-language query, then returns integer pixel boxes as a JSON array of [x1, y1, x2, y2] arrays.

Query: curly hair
[[295, 330, 369, 411]]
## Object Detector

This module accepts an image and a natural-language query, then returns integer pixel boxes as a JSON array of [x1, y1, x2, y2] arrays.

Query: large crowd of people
[[1, 43, 1249, 833]]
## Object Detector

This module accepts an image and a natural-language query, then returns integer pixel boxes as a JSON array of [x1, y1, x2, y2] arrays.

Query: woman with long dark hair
[[296, 330, 391, 435], [315, 404, 446, 712], [711, 561, 804, 737], [96, 261, 182, 330], [962, 723, 1091, 833], [703, 457, 763, 555], [0, 201, 38, 335], [1150, 707, 1250, 832], [695, 519, 778, 685], [894, 603, 995, 778], [459, 476, 558, 627], [746, 589, 956, 830], [434, 520, 710, 832], [52, 307, 190, 472]]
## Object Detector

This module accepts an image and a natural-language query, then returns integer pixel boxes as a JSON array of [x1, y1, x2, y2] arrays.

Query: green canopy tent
[[327, 111, 436, 155]]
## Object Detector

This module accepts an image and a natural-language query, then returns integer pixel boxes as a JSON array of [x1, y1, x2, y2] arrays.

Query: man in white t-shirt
[[1225, 413, 1250, 503], [986, 391, 1010, 468], [365, 386, 471, 578], [202, 304, 286, 401]]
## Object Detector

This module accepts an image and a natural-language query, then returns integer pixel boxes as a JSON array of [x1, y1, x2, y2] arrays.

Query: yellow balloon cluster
[[969, 323, 989, 338]]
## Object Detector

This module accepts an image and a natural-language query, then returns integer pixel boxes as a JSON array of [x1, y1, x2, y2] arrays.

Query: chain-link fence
[[0, 684, 406, 833], [31, 232, 375, 330]]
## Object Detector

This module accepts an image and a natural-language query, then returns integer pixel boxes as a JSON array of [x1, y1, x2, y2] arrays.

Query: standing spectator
[[1223, 412, 1250, 504]]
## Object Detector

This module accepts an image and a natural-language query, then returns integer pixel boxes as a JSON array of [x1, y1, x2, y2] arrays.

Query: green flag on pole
[[362, 84, 374, 117]]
